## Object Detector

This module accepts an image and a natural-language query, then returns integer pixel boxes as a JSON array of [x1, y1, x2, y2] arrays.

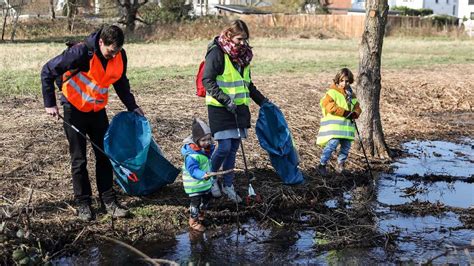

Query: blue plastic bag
[[104, 112, 180, 195], [256, 102, 305, 185]]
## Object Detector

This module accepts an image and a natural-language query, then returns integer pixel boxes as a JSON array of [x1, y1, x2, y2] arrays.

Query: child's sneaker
[[210, 179, 222, 198], [223, 185, 242, 203], [336, 162, 346, 174]]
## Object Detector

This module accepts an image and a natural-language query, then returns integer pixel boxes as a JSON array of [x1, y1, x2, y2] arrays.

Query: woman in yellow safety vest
[[202, 20, 269, 203], [316, 68, 362, 175]]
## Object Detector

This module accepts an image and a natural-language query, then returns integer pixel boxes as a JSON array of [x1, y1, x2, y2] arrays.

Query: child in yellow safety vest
[[181, 118, 216, 232], [316, 68, 362, 175]]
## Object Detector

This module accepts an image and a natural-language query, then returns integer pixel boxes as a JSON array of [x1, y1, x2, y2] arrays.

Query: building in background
[[351, 0, 458, 16], [190, 0, 269, 16], [458, 0, 474, 20]]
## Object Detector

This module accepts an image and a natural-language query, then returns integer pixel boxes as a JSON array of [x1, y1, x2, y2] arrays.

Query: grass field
[[0, 37, 473, 96], [1, 35, 474, 263]]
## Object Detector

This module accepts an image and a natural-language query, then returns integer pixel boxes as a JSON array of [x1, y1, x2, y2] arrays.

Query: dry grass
[[1, 37, 473, 98], [0, 37, 473, 263]]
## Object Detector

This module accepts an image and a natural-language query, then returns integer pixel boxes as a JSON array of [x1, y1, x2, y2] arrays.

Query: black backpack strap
[[62, 40, 95, 83]]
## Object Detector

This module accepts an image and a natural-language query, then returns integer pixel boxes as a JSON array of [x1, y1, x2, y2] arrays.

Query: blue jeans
[[320, 138, 352, 165], [211, 138, 241, 187]]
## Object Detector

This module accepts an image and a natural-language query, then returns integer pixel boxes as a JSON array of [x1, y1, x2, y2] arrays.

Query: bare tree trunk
[[355, 0, 391, 160], [200, 0, 203, 16], [10, 12, 19, 41], [66, 0, 77, 31], [1, 7, 8, 41], [50, 0, 56, 19], [10, 0, 23, 42], [117, 0, 148, 33]]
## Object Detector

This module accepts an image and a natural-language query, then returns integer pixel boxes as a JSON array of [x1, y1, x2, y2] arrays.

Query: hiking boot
[[318, 164, 328, 176], [210, 180, 222, 198], [189, 217, 205, 232], [104, 201, 129, 218], [223, 185, 242, 203], [77, 203, 93, 221], [336, 162, 346, 175]]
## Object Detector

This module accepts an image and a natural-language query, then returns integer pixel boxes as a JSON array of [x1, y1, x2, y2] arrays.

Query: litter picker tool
[[346, 88, 375, 185], [58, 114, 139, 183], [234, 113, 262, 205], [352, 119, 374, 181]]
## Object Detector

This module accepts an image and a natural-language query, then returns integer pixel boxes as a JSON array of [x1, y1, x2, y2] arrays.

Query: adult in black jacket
[[202, 20, 267, 203], [41, 25, 144, 221]]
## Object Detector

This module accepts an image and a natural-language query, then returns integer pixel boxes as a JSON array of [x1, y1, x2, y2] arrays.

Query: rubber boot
[[189, 217, 205, 232]]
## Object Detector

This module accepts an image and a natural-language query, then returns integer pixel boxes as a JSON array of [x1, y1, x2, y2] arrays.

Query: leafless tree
[[64, 0, 78, 31], [355, 0, 391, 160], [117, 0, 148, 33], [50, 0, 56, 19], [1, 5, 9, 41]]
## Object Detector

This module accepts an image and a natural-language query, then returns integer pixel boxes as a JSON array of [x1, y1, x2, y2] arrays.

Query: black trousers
[[189, 192, 211, 219], [63, 103, 115, 204]]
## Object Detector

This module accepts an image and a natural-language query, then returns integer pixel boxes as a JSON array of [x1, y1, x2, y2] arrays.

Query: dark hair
[[333, 68, 354, 85], [222, 19, 250, 39], [99, 25, 124, 47]]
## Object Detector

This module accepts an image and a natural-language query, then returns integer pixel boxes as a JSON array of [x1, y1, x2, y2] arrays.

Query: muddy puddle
[[55, 139, 474, 264]]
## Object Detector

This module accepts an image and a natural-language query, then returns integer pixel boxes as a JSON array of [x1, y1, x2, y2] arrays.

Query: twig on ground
[[71, 226, 88, 246]]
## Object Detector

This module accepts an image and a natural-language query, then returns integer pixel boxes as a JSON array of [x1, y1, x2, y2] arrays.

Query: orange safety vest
[[61, 52, 123, 112]]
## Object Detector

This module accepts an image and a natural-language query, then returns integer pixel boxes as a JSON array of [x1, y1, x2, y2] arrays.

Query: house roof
[[214, 4, 272, 15], [347, 8, 401, 15]]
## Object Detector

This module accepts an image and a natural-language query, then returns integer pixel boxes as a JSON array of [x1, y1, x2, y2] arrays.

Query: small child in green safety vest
[[316, 68, 362, 175], [181, 118, 216, 232]]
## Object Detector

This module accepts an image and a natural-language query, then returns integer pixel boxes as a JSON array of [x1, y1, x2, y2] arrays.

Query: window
[[469, 0, 474, 5], [446, 0, 448, 3], [435, 0, 438, 3], [471, 12, 474, 20], [453, 5, 455, 15]]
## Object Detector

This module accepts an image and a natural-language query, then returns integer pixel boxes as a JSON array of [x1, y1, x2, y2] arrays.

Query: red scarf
[[217, 34, 253, 68]]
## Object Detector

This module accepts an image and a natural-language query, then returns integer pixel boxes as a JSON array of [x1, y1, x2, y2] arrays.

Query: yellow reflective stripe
[[77, 73, 108, 94], [68, 79, 104, 104]]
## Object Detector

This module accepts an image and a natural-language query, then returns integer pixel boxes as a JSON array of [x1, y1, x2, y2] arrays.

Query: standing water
[[55, 139, 474, 264]]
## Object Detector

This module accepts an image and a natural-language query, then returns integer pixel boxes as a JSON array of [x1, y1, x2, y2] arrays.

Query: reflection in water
[[56, 139, 474, 264], [393, 139, 474, 178], [378, 175, 474, 208]]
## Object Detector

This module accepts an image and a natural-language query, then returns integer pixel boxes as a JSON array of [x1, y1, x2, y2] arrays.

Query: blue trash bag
[[256, 102, 305, 185], [104, 112, 180, 195]]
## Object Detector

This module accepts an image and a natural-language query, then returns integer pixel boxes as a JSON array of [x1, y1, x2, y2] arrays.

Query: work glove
[[226, 102, 237, 114], [343, 111, 358, 120]]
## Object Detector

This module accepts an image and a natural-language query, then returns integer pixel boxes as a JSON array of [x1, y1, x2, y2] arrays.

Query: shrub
[[139, 0, 192, 24], [159, 0, 192, 23], [392, 6, 433, 16]]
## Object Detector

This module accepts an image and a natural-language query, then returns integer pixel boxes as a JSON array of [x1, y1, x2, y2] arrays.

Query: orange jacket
[[321, 84, 362, 118], [61, 52, 123, 112]]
